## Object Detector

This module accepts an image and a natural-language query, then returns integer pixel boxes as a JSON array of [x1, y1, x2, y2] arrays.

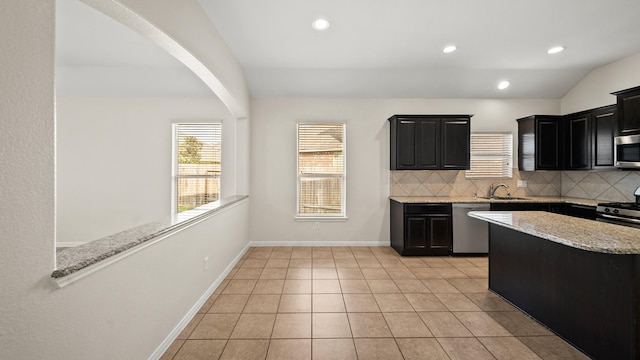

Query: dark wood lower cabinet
[[391, 200, 451, 256], [489, 224, 639, 359]]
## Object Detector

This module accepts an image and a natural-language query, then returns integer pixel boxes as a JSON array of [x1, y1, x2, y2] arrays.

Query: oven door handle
[[598, 213, 640, 225]]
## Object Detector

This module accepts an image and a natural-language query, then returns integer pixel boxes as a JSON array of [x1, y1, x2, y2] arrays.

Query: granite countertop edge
[[468, 210, 640, 255], [52, 195, 249, 279], [389, 196, 599, 207]]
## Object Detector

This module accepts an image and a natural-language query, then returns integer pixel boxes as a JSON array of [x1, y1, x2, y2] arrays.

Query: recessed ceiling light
[[498, 80, 510, 90], [312, 18, 330, 31], [547, 46, 565, 54], [443, 45, 457, 53]]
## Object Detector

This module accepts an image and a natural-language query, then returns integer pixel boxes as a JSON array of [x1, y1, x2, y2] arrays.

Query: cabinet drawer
[[404, 204, 451, 214]]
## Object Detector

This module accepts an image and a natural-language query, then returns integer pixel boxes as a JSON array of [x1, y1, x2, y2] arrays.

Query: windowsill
[[295, 216, 348, 222], [52, 195, 249, 288]]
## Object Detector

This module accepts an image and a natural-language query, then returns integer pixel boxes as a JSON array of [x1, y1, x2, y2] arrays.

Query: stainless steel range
[[596, 186, 640, 228]]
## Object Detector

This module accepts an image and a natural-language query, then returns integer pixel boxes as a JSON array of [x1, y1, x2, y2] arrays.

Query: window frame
[[295, 123, 347, 220], [171, 121, 222, 215], [465, 132, 514, 179]]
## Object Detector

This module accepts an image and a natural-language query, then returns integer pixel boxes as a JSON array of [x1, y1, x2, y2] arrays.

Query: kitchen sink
[[478, 196, 530, 200]]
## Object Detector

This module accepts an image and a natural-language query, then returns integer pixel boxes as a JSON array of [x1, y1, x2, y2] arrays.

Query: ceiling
[[55, 0, 215, 97], [57, 0, 640, 99], [198, 0, 640, 98]]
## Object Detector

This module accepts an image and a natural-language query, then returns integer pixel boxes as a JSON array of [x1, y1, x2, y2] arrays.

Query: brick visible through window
[[297, 124, 346, 217]]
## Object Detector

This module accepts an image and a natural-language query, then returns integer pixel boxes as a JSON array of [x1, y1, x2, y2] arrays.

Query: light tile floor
[[161, 246, 589, 360]]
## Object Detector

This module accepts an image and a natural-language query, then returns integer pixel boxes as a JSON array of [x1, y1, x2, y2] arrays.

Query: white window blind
[[297, 124, 346, 217], [465, 133, 513, 179], [173, 123, 221, 213]]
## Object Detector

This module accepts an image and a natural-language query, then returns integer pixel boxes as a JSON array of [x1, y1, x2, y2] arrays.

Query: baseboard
[[249, 240, 390, 247], [148, 243, 251, 360]]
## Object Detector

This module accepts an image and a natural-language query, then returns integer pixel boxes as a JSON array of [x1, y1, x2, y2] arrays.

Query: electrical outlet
[[203, 256, 209, 271], [314, 222, 320, 230], [517, 180, 527, 188]]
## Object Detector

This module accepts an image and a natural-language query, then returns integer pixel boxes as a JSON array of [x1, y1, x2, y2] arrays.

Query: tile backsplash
[[390, 169, 640, 202], [562, 171, 640, 202]]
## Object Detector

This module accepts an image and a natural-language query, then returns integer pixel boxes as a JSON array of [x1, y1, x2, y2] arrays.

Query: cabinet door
[[417, 118, 440, 169], [441, 118, 470, 169], [405, 216, 428, 251], [565, 115, 590, 169], [427, 215, 452, 255], [518, 118, 535, 171], [618, 91, 640, 135], [405, 214, 451, 255], [536, 119, 562, 169], [592, 109, 616, 168], [396, 119, 418, 169]]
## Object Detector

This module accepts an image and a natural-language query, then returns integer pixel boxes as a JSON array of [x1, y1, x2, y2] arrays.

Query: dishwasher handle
[[452, 203, 490, 210]]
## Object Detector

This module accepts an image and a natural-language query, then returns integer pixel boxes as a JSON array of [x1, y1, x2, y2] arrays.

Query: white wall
[[81, 0, 250, 120], [56, 97, 233, 244], [561, 51, 640, 114], [0, 1, 251, 359], [249, 97, 559, 244]]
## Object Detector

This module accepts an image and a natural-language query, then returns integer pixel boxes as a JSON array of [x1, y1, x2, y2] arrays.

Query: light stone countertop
[[53, 195, 249, 279], [468, 211, 640, 254], [389, 196, 599, 207]]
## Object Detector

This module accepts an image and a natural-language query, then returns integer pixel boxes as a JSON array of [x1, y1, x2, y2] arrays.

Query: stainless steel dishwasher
[[452, 203, 490, 254]]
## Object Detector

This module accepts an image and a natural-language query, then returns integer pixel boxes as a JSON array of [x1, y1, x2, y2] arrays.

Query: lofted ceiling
[[55, 0, 215, 97], [57, 0, 640, 99], [198, 0, 640, 98]]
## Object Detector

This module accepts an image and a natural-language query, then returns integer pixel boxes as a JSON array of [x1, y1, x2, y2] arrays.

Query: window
[[173, 123, 221, 213], [297, 123, 346, 218], [465, 132, 513, 179]]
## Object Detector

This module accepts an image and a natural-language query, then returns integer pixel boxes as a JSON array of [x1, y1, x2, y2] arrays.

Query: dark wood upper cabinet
[[564, 113, 591, 169], [562, 105, 616, 170], [441, 118, 471, 169], [417, 118, 440, 169], [389, 115, 471, 170], [517, 115, 563, 171], [592, 106, 617, 169], [613, 86, 640, 136], [518, 105, 617, 171]]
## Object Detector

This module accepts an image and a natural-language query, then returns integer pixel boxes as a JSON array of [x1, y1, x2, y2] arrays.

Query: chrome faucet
[[489, 183, 509, 198]]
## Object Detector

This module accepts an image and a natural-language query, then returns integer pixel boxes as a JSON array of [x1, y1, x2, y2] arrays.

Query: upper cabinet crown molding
[[389, 115, 471, 170]]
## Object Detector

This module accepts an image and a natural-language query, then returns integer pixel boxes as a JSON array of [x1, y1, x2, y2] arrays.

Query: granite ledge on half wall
[[52, 195, 249, 279]]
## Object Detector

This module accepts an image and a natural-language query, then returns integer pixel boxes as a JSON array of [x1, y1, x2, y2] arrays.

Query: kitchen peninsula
[[469, 210, 640, 360]]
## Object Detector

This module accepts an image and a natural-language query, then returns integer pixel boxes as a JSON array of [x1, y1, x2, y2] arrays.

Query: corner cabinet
[[390, 200, 452, 256], [517, 115, 563, 171], [389, 115, 471, 170], [613, 86, 640, 136]]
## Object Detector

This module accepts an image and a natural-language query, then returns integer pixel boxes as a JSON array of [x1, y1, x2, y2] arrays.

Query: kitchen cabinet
[[491, 201, 596, 220], [613, 85, 640, 136], [565, 203, 597, 220], [564, 112, 590, 169], [389, 115, 471, 170], [390, 200, 452, 256], [490, 202, 551, 212], [563, 105, 616, 170], [592, 106, 617, 169], [517, 115, 563, 171]]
